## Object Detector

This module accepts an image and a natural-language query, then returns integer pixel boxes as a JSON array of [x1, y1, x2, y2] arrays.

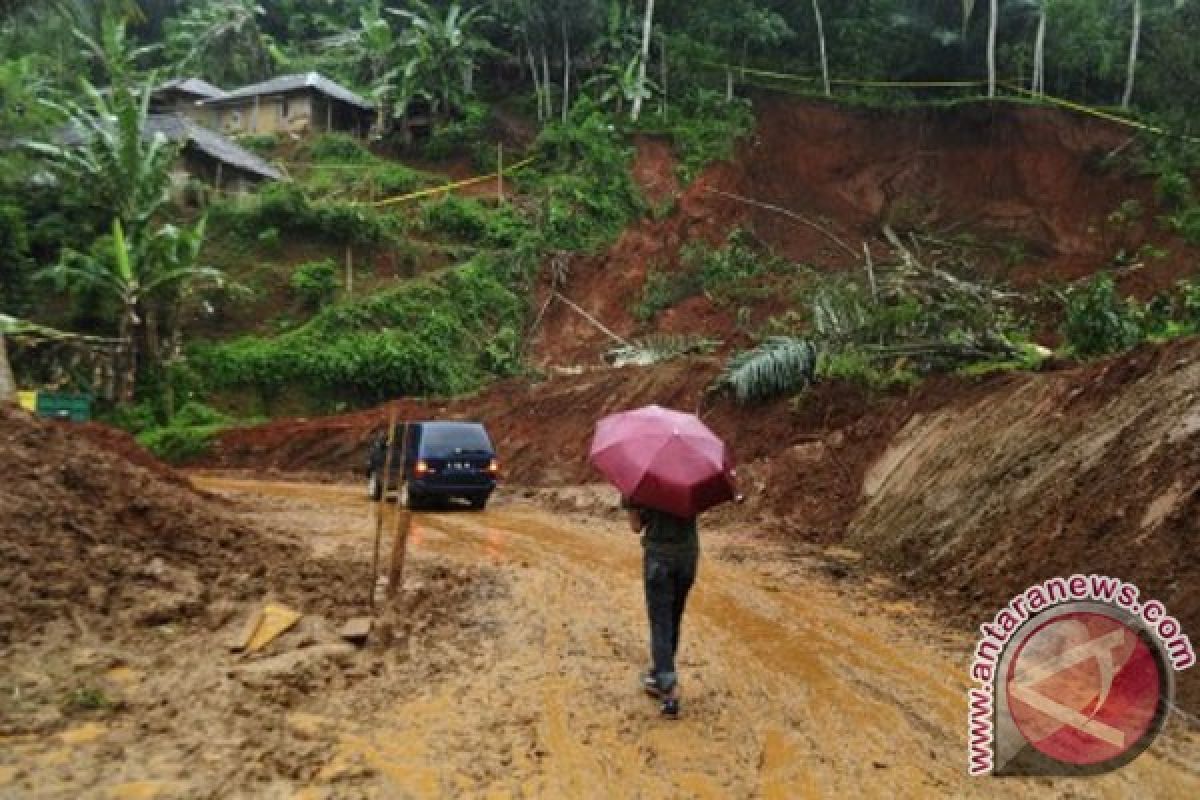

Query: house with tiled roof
[[195, 72, 375, 137], [57, 113, 283, 197]]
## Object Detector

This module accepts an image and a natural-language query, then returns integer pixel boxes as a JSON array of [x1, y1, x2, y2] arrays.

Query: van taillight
[[487, 459, 499, 474], [415, 460, 431, 476]]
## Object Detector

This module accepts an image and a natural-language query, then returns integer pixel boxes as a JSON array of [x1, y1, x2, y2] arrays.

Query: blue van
[[366, 421, 498, 510]]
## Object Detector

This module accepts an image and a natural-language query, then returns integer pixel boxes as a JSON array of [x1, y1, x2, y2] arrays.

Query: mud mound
[[70, 420, 190, 488], [200, 359, 811, 487], [0, 406, 305, 647], [849, 338, 1200, 710]]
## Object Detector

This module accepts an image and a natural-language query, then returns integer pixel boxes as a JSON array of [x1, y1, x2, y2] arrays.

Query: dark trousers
[[643, 549, 697, 693]]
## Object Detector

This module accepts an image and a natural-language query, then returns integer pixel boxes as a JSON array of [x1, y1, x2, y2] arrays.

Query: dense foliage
[[189, 255, 526, 411]]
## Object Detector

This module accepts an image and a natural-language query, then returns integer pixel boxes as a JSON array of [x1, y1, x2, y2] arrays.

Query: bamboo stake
[[370, 409, 398, 614]]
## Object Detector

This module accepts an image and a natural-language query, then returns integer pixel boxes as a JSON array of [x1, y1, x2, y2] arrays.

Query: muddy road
[[4, 477, 1197, 798]]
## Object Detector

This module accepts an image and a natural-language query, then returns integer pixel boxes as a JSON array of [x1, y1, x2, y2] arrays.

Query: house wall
[[213, 93, 314, 136]]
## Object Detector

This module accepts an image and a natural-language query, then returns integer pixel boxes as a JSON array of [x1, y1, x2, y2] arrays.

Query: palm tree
[[390, 1, 495, 122]]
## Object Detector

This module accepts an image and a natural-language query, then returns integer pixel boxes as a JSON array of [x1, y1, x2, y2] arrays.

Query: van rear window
[[421, 424, 492, 455]]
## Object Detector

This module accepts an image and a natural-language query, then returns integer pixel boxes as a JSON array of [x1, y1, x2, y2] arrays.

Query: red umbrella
[[589, 405, 736, 518]]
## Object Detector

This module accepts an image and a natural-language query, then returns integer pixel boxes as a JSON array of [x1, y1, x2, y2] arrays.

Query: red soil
[[533, 97, 1199, 367]]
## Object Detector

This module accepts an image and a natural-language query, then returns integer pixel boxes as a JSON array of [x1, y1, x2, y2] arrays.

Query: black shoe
[[642, 671, 664, 698], [660, 696, 680, 719]]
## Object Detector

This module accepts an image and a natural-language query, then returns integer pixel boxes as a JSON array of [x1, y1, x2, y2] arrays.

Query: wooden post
[[497, 143, 504, 203], [345, 243, 354, 298], [388, 421, 413, 597], [370, 409, 398, 614]]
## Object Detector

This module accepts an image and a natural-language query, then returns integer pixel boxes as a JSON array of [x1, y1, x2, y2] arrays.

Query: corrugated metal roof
[[197, 72, 374, 112], [155, 78, 226, 100]]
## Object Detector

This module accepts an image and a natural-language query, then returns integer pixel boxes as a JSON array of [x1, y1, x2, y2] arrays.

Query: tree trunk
[[525, 39, 544, 121], [1031, 6, 1046, 95], [987, 0, 998, 98], [561, 16, 571, 123], [659, 33, 668, 116], [0, 332, 15, 405], [725, 68, 733, 103], [542, 46, 552, 119], [1122, 0, 1141, 110], [118, 308, 137, 404], [630, 0, 655, 121], [812, 0, 831, 97]]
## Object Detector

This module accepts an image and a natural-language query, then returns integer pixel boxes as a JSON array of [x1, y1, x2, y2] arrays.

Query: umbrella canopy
[[589, 405, 736, 518]]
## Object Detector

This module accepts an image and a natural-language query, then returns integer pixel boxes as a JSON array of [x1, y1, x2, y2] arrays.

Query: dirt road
[[4, 477, 1197, 798]]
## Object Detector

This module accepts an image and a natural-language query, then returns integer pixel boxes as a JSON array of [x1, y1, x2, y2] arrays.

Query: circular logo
[[1005, 609, 1170, 769]]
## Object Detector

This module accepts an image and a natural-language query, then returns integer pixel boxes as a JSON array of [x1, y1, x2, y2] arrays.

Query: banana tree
[[321, 0, 398, 136], [585, 52, 657, 115], [390, 1, 495, 123], [26, 82, 175, 233], [37, 218, 223, 403]]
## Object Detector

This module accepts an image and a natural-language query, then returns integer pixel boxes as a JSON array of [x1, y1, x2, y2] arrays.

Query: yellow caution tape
[[696, 60, 1181, 138], [695, 61, 990, 89], [373, 156, 537, 207], [1000, 82, 1165, 134]]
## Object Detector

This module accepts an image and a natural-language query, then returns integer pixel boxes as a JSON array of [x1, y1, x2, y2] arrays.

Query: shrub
[[209, 183, 397, 247], [661, 90, 754, 182], [1167, 206, 1200, 245], [1060, 273, 1144, 357], [307, 133, 373, 163], [190, 257, 525, 409], [422, 101, 491, 161], [137, 424, 219, 463], [421, 196, 491, 242], [289, 259, 340, 309], [238, 133, 280, 156], [170, 401, 230, 428], [634, 267, 701, 322]]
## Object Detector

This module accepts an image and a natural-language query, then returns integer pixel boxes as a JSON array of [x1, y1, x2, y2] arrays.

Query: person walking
[[589, 404, 741, 719], [626, 500, 699, 719]]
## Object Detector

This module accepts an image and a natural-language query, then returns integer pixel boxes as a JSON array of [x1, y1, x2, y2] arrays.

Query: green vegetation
[[65, 686, 114, 713], [289, 259, 339, 309], [718, 337, 818, 405], [300, 134, 437, 199], [208, 184, 397, 248], [190, 256, 525, 410], [1060, 273, 1144, 357]]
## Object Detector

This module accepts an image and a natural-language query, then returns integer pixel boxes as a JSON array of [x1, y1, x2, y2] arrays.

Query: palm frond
[[718, 337, 818, 405]]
